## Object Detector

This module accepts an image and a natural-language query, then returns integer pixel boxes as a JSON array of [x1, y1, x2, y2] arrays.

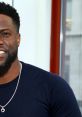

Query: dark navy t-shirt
[[0, 62, 81, 117]]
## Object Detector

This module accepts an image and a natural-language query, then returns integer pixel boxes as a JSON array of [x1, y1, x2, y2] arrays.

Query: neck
[[0, 59, 21, 84]]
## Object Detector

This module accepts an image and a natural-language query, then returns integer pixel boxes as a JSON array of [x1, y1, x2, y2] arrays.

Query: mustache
[[0, 44, 8, 50], [0, 45, 8, 52]]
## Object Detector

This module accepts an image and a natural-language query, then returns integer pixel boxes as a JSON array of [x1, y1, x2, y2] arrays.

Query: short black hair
[[0, 2, 20, 32]]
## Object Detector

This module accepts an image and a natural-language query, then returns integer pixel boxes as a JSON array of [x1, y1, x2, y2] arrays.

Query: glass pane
[[60, 0, 82, 114]]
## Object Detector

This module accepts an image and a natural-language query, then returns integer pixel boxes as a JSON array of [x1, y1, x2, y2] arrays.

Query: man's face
[[0, 14, 20, 76]]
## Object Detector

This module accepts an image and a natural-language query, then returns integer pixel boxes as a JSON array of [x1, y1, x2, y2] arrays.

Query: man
[[0, 2, 81, 117]]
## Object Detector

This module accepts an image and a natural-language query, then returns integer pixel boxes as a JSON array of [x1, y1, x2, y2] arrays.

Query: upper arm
[[49, 77, 81, 117]]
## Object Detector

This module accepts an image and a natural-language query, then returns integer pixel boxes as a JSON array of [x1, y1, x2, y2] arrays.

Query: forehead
[[0, 14, 15, 30]]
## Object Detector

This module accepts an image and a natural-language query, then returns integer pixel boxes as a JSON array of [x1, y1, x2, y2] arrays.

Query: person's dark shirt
[[0, 62, 81, 117]]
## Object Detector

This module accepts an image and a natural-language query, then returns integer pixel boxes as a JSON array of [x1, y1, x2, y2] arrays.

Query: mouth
[[0, 50, 8, 64], [0, 50, 7, 60], [0, 50, 5, 54], [0, 50, 6, 55]]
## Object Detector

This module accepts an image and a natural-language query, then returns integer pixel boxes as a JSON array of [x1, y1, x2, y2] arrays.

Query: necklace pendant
[[1, 107, 5, 113]]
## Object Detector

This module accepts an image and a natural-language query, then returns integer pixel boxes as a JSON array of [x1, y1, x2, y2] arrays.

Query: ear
[[17, 33, 21, 47]]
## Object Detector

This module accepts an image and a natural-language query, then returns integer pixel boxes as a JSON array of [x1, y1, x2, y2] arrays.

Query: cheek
[[4, 36, 19, 52], [8, 40, 18, 53]]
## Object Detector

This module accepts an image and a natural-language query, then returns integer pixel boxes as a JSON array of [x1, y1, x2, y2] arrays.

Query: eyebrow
[[0, 29, 10, 33]]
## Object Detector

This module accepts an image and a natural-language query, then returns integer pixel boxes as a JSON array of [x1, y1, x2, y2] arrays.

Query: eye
[[1, 32, 11, 38]]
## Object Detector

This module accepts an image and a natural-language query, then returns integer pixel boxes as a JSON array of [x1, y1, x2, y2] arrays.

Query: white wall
[[14, 0, 51, 71], [0, 0, 12, 4]]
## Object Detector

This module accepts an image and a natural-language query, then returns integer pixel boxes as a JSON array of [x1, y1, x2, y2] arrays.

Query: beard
[[0, 49, 18, 77]]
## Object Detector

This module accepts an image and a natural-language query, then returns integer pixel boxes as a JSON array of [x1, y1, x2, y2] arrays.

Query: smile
[[0, 51, 5, 54]]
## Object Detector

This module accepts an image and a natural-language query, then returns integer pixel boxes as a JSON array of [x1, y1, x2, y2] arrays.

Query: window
[[60, 0, 82, 113]]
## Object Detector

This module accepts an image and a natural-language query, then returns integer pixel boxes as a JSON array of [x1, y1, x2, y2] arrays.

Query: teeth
[[0, 51, 5, 54]]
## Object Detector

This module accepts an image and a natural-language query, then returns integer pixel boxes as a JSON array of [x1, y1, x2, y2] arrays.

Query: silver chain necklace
[[0, 62, 22, 113]]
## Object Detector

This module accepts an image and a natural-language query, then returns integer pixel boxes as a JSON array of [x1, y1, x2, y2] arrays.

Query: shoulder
[[20, 62, 81, 116], [21, 61, 71, 90], [21, 61, 78, 99], [21, 61, 60, 79]]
